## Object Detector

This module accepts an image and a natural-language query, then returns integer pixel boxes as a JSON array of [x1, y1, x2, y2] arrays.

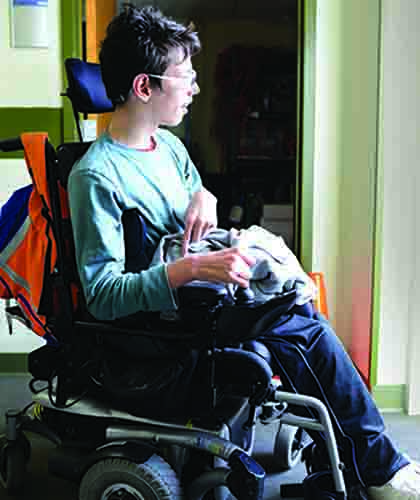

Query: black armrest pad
[[178, 280, 229, 308]]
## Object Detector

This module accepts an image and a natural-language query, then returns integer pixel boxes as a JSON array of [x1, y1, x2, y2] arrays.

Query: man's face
[[150, 54, 200, 127]]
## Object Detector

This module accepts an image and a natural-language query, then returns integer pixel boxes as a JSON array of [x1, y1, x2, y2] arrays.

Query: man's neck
[[107, 104, 157, 150]]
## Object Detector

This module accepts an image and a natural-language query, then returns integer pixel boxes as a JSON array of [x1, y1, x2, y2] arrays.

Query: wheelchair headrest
[[64, 58, 114, 114]]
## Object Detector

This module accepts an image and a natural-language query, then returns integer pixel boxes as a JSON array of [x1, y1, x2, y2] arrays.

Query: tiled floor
[[1, 374, 420, 499]]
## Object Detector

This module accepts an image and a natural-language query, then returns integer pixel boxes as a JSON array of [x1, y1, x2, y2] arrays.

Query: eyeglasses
[[147, 71, 197, 88]]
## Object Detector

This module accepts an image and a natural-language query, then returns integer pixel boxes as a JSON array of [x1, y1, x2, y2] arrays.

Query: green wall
[[0, 108, 63, 158]]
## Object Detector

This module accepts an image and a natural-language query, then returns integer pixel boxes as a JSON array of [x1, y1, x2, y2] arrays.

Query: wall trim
[[300, 0, 317, 270], [369, 0, 384, 390], [372, 384, 406, 413], [0, 354, 27, 374]]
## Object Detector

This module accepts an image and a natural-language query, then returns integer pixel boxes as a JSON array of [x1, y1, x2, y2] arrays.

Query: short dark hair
[[99, 3, 201, 106]]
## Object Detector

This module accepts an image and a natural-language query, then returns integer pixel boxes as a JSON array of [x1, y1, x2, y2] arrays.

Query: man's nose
[[192, 81, 200, 96]]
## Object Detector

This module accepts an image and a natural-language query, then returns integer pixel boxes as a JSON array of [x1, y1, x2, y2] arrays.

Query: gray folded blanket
[[151, 225, 317, 306]]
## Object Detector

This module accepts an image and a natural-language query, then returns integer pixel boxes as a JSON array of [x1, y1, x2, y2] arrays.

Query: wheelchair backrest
[[48, 141, 149, 325], [45, 141, 92, 324]]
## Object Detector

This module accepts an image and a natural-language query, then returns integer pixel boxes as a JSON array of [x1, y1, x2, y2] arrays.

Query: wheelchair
[[0, 59, 348, 500]]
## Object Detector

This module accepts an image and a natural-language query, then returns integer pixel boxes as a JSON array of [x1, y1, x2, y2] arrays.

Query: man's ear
[[132, 74, 152, 102]]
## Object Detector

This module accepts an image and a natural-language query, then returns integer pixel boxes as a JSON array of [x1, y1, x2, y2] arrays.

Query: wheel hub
[[102, 483, 146, 500]]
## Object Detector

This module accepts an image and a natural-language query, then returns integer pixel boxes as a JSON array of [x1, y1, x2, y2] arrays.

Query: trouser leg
[[260, 312, 408, 487]]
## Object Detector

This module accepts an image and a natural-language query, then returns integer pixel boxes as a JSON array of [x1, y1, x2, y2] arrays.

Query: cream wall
[[0, 0, 62, 107], [377, 0, 420, 402], [313, 0, 420, 408], [312, 0, 379, 373]]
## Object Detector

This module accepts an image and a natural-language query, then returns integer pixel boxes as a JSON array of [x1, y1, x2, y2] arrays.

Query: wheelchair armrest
[[0, 137, 23, 152], [178, 280, 229, 308], [215, 347, 274, 405]]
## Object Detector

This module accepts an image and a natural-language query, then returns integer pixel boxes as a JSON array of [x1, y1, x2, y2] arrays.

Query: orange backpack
[[0, 133, 57, 339]]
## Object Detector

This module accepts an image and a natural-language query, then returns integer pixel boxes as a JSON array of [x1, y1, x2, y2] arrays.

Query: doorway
[[87, 0, 301, 255]]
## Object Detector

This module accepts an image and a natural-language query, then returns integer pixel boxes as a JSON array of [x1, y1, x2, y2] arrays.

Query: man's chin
[[165, 119, 184, 128], [161, 112, 186, 128]]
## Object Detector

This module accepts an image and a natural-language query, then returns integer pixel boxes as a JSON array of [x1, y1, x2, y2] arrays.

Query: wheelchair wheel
[[0, 433, 31, 494], [203, 488, 234, 500], [79, 454, 183, 500], [273, 423, 304, 471]]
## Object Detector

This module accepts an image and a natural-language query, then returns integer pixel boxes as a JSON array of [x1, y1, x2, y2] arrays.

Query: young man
[[68, 5, 420, 499]]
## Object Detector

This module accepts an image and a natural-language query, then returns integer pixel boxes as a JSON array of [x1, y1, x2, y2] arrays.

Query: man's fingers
[[229, 271, 250, 288], [191, 219, 205, 243], [183, 218, 214, 256], [232, 255, 252, 279], [239, 252, 256, 267], [182, 224, 192, 256], [230, 247, 256, 268], [202, 221, 212, 237]]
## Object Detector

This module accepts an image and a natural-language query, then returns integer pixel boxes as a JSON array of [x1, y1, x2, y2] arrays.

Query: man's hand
[[182, 188, 217, 256], [167, 247, 256, 290], [192, 247, 256, 288]]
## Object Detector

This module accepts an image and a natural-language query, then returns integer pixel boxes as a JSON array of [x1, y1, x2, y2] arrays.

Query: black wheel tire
[[204, 488, 234, 500], [273, 424, 304, 471], [79, 455, 183, 500], [0, 436, 29, 494]]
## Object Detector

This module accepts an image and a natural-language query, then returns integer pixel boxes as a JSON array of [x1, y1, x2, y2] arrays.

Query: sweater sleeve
[[184, 153, 202, 196], [68, 169, 177, 320]]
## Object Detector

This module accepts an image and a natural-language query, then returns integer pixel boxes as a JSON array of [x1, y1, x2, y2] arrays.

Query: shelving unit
[[211, 46, 297, 246]]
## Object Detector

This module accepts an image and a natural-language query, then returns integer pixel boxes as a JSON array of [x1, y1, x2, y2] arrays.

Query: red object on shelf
[[309, 272, 329, 319]]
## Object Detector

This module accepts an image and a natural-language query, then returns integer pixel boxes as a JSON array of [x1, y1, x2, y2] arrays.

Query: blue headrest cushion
[[65, 58, 114, 114]]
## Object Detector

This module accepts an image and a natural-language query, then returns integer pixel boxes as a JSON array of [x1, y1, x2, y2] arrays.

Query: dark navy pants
[[259, 306, 408, 488]]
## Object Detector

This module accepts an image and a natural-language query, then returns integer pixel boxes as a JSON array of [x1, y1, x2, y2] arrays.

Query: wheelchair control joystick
[[234, 286, 255, 305]]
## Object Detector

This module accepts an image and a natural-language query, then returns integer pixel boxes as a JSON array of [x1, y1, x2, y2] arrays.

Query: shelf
[[217, 46, 298, 176], [247, 110, 296, 120]]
